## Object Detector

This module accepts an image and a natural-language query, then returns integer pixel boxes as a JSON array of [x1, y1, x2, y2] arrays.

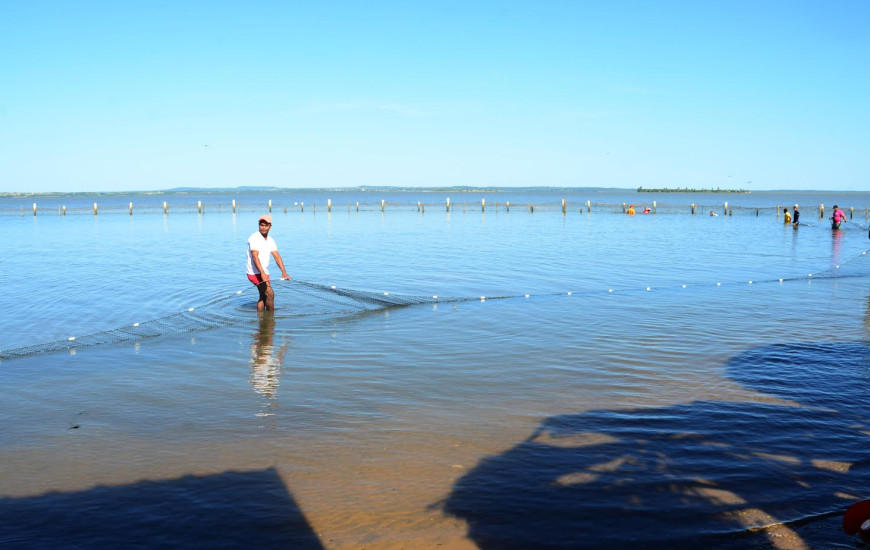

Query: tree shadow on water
[[0, 467, 323, 549], [444, 342, 870, 549]]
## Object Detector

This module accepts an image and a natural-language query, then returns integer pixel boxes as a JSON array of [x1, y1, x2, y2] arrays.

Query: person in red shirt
[[831, 205, 847, 230]]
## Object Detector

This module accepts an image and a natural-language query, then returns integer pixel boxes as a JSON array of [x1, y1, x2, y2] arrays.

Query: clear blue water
[[2, 188, 870, 548]]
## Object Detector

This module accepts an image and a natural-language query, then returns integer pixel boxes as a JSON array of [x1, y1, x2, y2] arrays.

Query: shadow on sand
[[444, 341, 870, 549], [0, 467, 323, 549]]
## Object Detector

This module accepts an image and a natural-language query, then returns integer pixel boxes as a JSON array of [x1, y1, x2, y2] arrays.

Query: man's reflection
[[249, 313, 288, 401], [864, 283, 870, 337], [832, 228, 844, 267]]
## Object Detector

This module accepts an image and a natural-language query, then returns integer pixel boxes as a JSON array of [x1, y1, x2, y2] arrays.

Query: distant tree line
[[637, 187, 750, 193]]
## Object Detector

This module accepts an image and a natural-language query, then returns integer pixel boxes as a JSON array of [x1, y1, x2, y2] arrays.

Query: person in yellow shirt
[[783, 207, 792, 224], [626, 205, 635, 215]]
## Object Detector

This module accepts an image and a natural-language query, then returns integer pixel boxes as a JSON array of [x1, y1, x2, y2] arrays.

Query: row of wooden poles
[[21, 199, 870, 219], [29, 198, 582, 215], [691, 201, 867, 219]]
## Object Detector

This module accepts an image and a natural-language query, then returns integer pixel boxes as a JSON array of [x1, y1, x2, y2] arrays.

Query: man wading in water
[[831, 205, 847, 230], [246, 214, 291, 311]]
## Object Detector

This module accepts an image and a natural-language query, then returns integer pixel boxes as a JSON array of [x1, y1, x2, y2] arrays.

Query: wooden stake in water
[[506, 201, 510, 212], [561, 198, 566, 214], [482, 198, 486, 212], [33, 203, 36, 217], [653, 201, 657, 214], [268, 199, 272, 213], [446, 197, 450, 212], [586, 200, 591, 213], [164, 201, 168, 214], [356, 202, 359, 212], [129, 202, 133, 215], [819, 204, 825, 219], [232, 199, 236, 213], [850, 206, 854, 219], [94, 203, 98, 216], [198, 200, 202, 214], [691, 203, 695, 215], [328, 199, 332, 213], [381, 199, 385, 212], [724, 201, 728, 216], [63, 205, 66, 216]]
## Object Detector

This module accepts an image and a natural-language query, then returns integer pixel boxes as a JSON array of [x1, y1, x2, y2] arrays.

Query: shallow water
[[2, 190, 870, 548]]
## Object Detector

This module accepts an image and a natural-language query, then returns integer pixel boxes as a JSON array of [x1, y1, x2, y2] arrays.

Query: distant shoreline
[[2, 186, 861, 198], [0, 186, 556, 198]]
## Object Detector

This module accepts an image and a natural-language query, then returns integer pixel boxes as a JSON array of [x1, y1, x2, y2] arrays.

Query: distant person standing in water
[[783, 208, 791, 224], [246, 214, 291, 312], [792, 204, 800, 227], [831, 205, 847, 230]]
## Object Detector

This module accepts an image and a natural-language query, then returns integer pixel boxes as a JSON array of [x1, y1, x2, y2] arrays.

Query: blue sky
[[1, 0, 868, 193]]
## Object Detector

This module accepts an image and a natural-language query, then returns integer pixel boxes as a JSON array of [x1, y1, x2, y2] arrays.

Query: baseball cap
[[259, 214, 272, 224]]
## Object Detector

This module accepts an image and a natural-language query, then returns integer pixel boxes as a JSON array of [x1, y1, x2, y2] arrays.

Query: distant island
[[637, 187, 750, 193]]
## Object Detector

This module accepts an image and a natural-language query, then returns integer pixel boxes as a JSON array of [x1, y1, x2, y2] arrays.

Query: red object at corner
[[843, 499, 870, 541]]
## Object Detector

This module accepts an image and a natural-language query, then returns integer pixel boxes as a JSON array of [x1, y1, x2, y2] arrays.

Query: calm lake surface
[[2, 188, 870, 548]]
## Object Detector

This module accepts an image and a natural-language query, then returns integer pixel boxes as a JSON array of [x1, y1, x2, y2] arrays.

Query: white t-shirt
[[246, 232, 278, 276]]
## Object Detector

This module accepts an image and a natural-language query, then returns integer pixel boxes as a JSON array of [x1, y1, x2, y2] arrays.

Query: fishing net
[[0, 281, 472, 361], [3, 248, 870, 362]]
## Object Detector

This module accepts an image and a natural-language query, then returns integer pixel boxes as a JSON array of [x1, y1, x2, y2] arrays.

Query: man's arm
[[251, 249, 270, 283], [272, 251, 291, 280]]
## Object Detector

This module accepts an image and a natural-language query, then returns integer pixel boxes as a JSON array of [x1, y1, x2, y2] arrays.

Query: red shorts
[[247, 273, 269, 285]]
